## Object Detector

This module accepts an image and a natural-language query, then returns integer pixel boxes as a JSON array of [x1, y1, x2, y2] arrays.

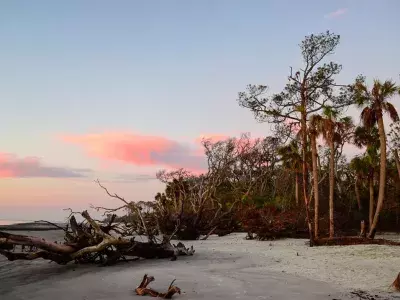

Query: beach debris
[[349, 290, 395, 299], [391, 272, 400, 291], [135, 274, 181, 299], [0, 209, 194, 266]]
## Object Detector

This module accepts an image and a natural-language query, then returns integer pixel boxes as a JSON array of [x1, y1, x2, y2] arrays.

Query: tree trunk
[[354, 175, 361, 209], [354, 175, 366, 237], [368, 115, 387, 239], [295, 173, 300, 206], [394, 149, 400, 182], [369, 174, 374, 227], [329, 139, 335, 238], [310, 134, 319, 240], [301, 112, 314, 246]]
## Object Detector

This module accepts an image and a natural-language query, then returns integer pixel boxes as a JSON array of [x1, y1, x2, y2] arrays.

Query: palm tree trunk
[[329, 139, 335, 238], [295, 173, 299, 206], [368, 115, 387, 239], [369, 174, 374, 227], [354, 175, 366, 236], [354, 175, 361, 208], [310, 134, 319, 240], [394, 149, 400, 182]]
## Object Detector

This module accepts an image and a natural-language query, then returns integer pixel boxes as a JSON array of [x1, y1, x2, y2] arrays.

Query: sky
[[0, 0, 399, 221]]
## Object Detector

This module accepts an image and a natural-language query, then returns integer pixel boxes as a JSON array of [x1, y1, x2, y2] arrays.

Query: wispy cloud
[[0, 153, 91, 178], [325, 8, 348, 19]]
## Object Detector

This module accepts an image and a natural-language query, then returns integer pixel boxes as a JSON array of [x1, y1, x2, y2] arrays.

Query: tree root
[[135, 274, 181, 299]]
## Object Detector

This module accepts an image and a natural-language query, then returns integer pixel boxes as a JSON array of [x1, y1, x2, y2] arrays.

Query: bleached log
[[0, 232, 76, 254]]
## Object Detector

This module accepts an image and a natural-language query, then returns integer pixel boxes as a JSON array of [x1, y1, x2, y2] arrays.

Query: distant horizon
[[0, 218, 65, 224]]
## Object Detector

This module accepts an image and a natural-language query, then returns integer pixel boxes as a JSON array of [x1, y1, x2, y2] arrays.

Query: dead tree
[[154, 134, 279, 240], [0, 209, 194, 265]]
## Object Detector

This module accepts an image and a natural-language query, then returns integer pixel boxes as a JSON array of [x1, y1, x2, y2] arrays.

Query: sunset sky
[[1, 0, 399, 221]]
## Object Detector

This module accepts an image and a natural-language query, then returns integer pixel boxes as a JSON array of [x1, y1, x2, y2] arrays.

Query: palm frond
[[381, 80, 399, 98], [353, 125, 379, 149], [360, 107, 378, 128], [350, 155, 370, 176], [372, 80, 382, 100], [383, 102, 399, 122], [354, 80, 370, 107], [353, 126, 367, 148]]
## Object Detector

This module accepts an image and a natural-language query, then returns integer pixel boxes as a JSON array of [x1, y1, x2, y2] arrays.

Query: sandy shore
[[1, 231, 400, 299]]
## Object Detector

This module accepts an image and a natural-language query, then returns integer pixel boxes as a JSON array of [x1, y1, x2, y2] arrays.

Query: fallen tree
[[0, 209, 194, 265]]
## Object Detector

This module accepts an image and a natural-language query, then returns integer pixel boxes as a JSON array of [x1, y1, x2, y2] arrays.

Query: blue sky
[[0, 0, 399, 220]]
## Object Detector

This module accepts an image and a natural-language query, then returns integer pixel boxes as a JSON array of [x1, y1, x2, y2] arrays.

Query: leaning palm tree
[[353, 77, 400, 238]]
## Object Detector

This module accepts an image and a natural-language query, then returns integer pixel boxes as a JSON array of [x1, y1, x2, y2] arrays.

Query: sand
[[1, 231, 400, 299]]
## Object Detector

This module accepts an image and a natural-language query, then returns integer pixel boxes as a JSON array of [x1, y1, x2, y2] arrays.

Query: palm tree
[[310, 108, 353, 238], [278, 141, 302, 206], [353, 126, 380, 228], [354, 78, 400, 238]]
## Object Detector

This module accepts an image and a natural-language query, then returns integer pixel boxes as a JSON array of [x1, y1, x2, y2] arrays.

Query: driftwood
[[391, 272, 400, 291], [0, 210, 194, 265], [135, 274, 181, 299]]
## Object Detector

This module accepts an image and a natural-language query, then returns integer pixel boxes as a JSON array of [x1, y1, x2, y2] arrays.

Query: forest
[[1, 31, 400, 266]]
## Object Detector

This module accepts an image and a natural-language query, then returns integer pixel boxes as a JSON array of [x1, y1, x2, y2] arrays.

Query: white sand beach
[[1, 231, 400, 299]]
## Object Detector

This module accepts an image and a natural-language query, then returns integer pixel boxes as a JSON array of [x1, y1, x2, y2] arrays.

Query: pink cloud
[[61, 132, 270, 172], [61, 132, 208, 171], [325, 8, 348, 19], [0, 153, 90, 178]]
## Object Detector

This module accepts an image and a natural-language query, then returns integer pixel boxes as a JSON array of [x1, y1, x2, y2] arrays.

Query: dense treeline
[[109, 31, 400, 244]]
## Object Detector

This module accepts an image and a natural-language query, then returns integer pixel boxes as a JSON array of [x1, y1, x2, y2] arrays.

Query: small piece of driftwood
[[135, 274, 181, 299]]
